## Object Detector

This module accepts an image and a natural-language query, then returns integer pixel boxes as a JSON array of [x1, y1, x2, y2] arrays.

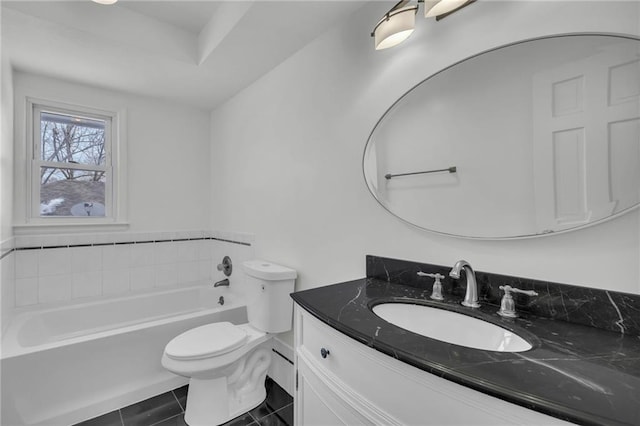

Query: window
[[26, 99, 123, 226]]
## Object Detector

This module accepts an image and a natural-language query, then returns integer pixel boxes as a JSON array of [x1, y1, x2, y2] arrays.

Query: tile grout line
[[149, 413, 183, 426], [144, 391, 185, 426], [76, 382, 292, 426], [11, 236, 251, 252], [248, 411, 260, 424], [250, 401, 293, 425], [171, 389, 185, 412], [270, 403, 293, 422]]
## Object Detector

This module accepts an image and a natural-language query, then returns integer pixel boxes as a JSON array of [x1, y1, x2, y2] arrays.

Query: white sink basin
[[372, 303, 532, 352]]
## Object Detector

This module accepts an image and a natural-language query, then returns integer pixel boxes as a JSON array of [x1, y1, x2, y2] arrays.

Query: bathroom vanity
[[291, 256, 640, 426]]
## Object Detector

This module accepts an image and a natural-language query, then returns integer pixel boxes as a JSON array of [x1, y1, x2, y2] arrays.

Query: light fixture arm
[[431, 0, 476, 21], [389, 0, 415, 12], [371, 0, 476, 47], [371, 0, 420, 37]]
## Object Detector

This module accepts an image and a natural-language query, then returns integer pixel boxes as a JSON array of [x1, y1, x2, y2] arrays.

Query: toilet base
[[183, 348, 271, 426]]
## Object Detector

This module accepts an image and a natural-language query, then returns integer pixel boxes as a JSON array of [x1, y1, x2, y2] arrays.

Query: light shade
[[92, 0, 118, 4], [372, 5, 418, 50], [424, 0, 470, 18]]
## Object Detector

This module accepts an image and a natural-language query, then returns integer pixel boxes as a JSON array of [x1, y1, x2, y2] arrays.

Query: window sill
[[14, 221, 130, 235]]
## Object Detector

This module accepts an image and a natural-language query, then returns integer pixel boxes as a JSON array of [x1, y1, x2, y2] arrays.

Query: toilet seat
[[165, 322, 247, 361]]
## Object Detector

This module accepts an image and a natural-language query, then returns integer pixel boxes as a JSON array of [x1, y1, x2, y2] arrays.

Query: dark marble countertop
[[291, 277, 640, 426]]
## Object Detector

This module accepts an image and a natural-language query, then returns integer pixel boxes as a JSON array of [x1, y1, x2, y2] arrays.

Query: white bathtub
[[1, 284, 248, 426]]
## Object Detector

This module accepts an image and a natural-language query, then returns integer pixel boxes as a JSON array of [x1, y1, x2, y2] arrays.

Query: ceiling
[[117, 1, 223, 34], [1, 0, 368, 110]]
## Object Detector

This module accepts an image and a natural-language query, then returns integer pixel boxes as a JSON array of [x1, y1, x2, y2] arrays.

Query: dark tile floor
[[75, 378, 293, 426]]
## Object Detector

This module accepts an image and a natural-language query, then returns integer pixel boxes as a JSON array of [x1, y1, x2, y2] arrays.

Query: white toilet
[[161, 260, 297, 426]]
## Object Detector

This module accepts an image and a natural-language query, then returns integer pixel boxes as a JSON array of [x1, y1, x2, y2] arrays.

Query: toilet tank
[[242, 260, 297, 333]]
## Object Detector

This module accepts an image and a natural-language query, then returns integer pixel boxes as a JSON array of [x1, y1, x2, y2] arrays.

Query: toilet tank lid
[[243, 260, 297, 280]]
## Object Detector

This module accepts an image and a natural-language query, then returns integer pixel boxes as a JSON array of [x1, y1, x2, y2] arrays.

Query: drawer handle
[[320, 348, 330, 359]]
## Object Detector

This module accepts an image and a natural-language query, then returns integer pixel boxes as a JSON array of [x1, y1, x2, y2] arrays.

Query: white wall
[[210, 0, 640, 303], [12, 72, 212, 234]]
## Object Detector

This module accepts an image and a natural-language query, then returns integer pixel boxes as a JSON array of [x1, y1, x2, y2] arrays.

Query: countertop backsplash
[[366, 255, 640, 337]]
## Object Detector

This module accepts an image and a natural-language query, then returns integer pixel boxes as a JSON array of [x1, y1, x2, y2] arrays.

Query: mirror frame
[[363, 32, 640, 240]]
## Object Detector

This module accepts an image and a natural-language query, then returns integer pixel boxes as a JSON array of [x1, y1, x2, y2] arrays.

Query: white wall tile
[[130, 267, 155, 291], [102, 244, 131, 271], [38, 274, 72, 304], [155, 241, 178, 265], [156, 232, 175, 242], [14, 236, 42, 249], [2, 253, 16, 320], [198, 260, 211, 282], [71, 271, 102, 299], [231, 242, 252, 265], [39, 235, 68, 248], [9, 231, 252, 307], [1, 237, 15, 253], [39, 248, 71, 277], [197, 240, 211, 261], [15, 250, 39, 279], [93, 234, 114, 245], [15, 277, 38, 306], [155, 263, 178, 287], [178, 261, 199, 285], [211, 244, 225, 272], [102, 269, 130, 295], [130, 243, 154, 267], [70, 246, 102, 273], [130, 232, 152, 243], [65, 234, 91, 247], [111, 233, 133, 244], [176, 240, 197, 263], [174, 231, 189, 240], [218, 241, 255, 299]]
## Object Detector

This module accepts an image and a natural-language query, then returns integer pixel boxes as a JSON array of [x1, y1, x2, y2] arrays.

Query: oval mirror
[[364, 34, 640, 239]]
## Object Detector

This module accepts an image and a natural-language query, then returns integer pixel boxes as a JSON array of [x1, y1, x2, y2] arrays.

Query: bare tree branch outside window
[[38, 111, 108, 216]]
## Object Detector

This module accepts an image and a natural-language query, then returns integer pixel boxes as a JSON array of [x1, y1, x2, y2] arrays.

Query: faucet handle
[[497, 285, 538, 318], [500, 285, 538, 297], [217, 256, 233, 277], [417, 272, 445, 280], [418, 272, 445, 301]]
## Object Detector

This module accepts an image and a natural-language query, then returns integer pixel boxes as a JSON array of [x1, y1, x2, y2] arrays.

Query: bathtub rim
[[1, 282, 246, 360]]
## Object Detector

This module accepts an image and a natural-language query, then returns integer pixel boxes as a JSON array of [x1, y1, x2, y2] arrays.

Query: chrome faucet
[[213, 278, 230, 287], [497, 285, 538, 318], [449, 260, 480, 308]]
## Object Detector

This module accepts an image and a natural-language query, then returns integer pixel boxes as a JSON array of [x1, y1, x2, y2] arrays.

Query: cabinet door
[[296, 358, 368, 426]]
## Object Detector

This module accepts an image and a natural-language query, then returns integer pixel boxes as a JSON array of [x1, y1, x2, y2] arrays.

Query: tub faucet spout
[[214, 278, 230, 287], [449, 260, 480, 308]]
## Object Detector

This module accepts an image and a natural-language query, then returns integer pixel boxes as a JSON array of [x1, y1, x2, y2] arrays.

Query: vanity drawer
[[295, 306, 572, 426]]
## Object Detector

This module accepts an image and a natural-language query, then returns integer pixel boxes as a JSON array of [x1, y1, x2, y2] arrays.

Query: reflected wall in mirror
[[364, 34, 640, 239]]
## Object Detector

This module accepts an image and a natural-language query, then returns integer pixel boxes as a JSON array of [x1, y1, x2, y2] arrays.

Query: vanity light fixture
[[372, 4, 419, 51], [371, 0, 475, 50], [92, 0, 118, 4]]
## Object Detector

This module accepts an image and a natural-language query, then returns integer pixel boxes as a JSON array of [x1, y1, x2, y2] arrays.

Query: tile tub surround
[[291, 258, 640, 426], [3, 230, 254, 308], [76, 378, 293, 426], [366, 255, 640, 337]]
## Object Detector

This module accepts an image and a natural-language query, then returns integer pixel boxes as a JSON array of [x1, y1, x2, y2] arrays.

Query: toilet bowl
[[161, 260, 297, 426], [162, 322, 272, 425]]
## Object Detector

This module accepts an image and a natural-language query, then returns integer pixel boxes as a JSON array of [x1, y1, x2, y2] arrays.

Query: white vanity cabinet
[[293, 306, 571, 426]]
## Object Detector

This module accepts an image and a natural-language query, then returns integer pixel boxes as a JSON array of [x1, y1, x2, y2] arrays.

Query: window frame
[[21, 97, 127, 231]]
